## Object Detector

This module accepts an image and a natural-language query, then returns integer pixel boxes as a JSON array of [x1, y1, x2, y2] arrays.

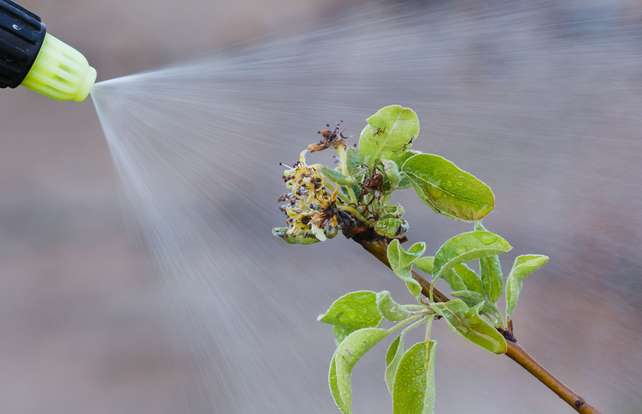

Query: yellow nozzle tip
[[21, 33, 97, 103], [76, 66, 97, 102]]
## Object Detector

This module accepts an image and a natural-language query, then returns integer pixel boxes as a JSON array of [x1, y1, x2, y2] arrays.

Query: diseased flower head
[[272, 151, 340, 244]]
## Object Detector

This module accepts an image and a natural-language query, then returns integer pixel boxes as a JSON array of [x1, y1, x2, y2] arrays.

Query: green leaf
[[329, 356, 348, 413], [380, 204, 405, 218], [450, 293, 502, 326], [387, 240, 426, 297], [382, 159, 402, 191], [390, 149, 421, 169], [392, 341, 438, 414], [450, 263, 483, 294], [377, 291, 411, 322], [318, 291, 383, 343], [451, 290, 484, 306], [358, 105, 420, 165], [430, 299, 507, 354], [321, 166, 356, 186], [402, 153, 495, 221], [388, 240, 427, 271], [414, 256, 434, 274], [385, 334, 405, 395], [479, 302, 503, 327], [332, 328, 390, 413], [391, 151, 422, 189], [421, 261, 482, 292], [440, 267, 468, 291], [465, 299, 502, 326], [375, 217, 408, 239], [432, 231, 512, 281], [480, 253, 503, 302], [346, 147, 366, 176], [331, 326, 352, 344], [398, 172, 413, 190], [475, 222, 504, 303], [505, 254, 549, 319]]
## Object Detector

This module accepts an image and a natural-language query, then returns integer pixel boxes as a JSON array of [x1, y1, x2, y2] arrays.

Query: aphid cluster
[[361, 168, 384, 194], [307, 122, 347, 153]]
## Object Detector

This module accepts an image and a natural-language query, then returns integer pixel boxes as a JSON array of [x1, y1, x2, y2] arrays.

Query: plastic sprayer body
[[0, 0, 96, 102]]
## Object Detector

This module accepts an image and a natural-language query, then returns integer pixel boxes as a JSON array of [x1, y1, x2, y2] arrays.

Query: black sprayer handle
[[0, 0, 46, 88]]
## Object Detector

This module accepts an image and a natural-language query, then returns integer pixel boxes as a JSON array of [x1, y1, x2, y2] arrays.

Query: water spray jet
[[0, 0, 96, 102]]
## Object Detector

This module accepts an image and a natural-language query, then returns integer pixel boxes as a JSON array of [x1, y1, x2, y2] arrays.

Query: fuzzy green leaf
[[450, 263, 483, 294], [419, 251, 484, 294], [416, 258, 482, 295], [377, 291, 411, 322], [381, 204, 405, 218], [414, 256, 434, 274], [430, 299, 507, 354], [375, 218, 408, 239], [382, 159, 402, 191], [318, 291, 383, 343], [479, 302, 503, 327], [358, 105, 420, 165], [440, 266, 469, 291], [505, 255, 550, 319], [449, 292, 501, 326], [346, 147, 366, 176], [398, 172, 413, 190], [321, 166, 356, 186], [475, 222, 504, 303], [480, 253, 503, 303], [385, 334, 405, 395], [392, 341, 438, 414], [390, 149, 421, 169], [387, 240, 426, 297], [433, 231, 512, 280], [391, 150, 421, 189], [329, 356, 347, 413], [402, 153, 494, 221], [332, 328, 390, 413], [388, 240, 427, 272], [451, 290, 484, 306]]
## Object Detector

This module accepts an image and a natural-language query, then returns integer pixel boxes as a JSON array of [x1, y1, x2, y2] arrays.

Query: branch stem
[[354, 237, 601, 414], [505, 342, 600, 413]]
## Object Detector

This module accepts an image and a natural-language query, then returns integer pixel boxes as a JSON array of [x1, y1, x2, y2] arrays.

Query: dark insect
[[307, 121, 347, 153], [361, 169, 384, 193]]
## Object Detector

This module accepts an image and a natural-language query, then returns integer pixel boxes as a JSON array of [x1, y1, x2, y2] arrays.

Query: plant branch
[[505, 342, 599, 414], [354, 237, 601, 414]]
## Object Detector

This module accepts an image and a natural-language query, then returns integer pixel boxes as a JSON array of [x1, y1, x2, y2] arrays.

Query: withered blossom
[[272, 151, 340, 244]]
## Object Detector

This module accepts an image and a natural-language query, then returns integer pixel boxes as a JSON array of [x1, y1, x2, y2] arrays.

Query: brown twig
[[354, 237, 601, 414], [505, 342, 599, 413]]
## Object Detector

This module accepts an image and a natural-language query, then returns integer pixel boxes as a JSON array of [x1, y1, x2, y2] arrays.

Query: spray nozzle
[[0, 0, 96, 102], [21, 33, 97, 102]]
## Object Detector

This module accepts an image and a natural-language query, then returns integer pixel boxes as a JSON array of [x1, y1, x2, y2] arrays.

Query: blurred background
[[1, 0, 642, 413]]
